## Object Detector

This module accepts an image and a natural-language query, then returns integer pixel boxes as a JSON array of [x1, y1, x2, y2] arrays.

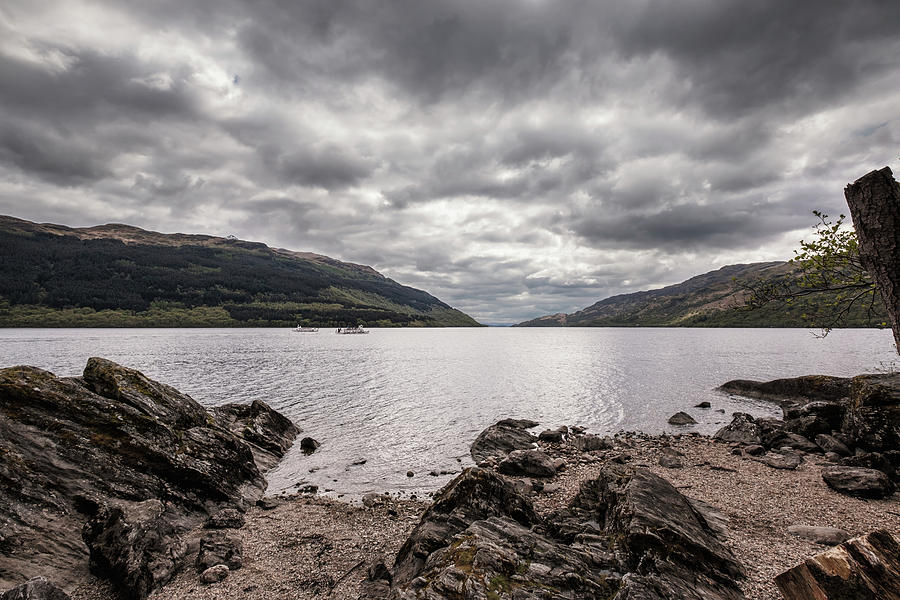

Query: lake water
[[0, 327, 895, 499]]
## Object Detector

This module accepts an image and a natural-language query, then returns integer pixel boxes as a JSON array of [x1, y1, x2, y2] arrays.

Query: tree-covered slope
[[516, 261, 889, 328], [0, 215, 480, 327]]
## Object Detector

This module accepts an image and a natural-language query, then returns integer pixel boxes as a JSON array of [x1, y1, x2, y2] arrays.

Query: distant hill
[[0, 215, 481, 327], [516, 261, 888, 328]]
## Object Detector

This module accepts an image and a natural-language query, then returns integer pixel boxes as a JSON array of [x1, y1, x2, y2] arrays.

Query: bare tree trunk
[[845, 167, 900, 355]]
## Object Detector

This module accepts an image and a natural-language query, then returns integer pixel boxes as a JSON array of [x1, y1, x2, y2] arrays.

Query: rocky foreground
[[1, 362, 899, 599]]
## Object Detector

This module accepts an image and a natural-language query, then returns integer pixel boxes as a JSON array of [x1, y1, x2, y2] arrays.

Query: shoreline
[[68, 430, 900, 600]]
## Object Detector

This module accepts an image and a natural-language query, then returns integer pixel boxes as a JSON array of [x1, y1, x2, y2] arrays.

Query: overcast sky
[[1, 1, 899, 324]]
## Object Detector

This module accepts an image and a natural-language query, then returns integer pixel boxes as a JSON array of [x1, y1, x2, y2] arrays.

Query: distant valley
[[0, 216, 480, 328], [516, 261, 888, 328]]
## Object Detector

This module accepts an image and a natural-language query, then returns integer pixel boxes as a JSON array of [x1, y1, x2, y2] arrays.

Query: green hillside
[[516, 261, 888, 328], [0, 216, 480, 328]]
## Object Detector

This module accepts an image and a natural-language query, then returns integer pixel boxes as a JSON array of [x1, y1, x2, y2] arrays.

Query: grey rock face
[[377, 466, 745, 600], [822, 466, 895, 499], [469, 420, 537, 463], [213, 399, 300, 471], [0, 358, 297, 597], [0, 578, 71, 600], [496, 449, 557, 478]]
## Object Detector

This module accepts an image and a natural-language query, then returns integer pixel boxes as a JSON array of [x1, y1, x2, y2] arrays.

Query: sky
[[1, 1, 899, 324]]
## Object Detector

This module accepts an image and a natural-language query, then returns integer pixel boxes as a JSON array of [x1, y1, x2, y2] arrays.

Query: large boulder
[[213, 399, 300, 471], [496, 449, 556, 478], [378, 466, 745, 600], [821, 466, 895, 499], [0, 359, 298, 597], [0, 578, 70, 600], [843, 373, 900, 453], [713, 413, 762, 445], [469, 420, 537, 463]]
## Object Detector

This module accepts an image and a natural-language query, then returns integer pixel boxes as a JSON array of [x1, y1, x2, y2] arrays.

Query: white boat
[[292, 325, 319, 332], [335, 326, 369, 334]]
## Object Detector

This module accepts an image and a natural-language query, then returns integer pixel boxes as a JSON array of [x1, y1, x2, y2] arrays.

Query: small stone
[[695, 401, 711, 408], [787, 525, 851, 546], [668, 412, 697, 425], [429, 471, 438, 477], [256, 497, 282, 510], [300, 437, 320, 453], [362, 492, 382, 508], [763, 452, 802, 470], [406, 471, 414, 477], [200, 565, 229, 584], [658, 448, 684, 469], [297, 484, 318, 494]]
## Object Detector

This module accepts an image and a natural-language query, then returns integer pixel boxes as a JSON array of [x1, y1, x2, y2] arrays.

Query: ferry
[[292, 325, 319, 332], [336, 326, 369, 334]]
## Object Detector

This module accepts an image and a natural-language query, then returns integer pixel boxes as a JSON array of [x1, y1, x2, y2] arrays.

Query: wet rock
[[299, 437, 320, 454], [497, 449, 557, 478], [714, 413, 762, 445], [296, 484, 318, 494], [762, 452, 803, 470], [570, 425, 586, 434], [406, 471, 414, 477], [822, 466, 895, 499], [668, 411, 697, 425], [0, 577, 71, 600], [814, 434, 851, 457], [0, 358, 297, 596], [214, 399, 300, 471], [199, 565, 229, 585], [718, 375, 850, 406], [469, 420, 537, 463], [573, 433, 614, 452], [204, 508, 245, 530], [82, 500, 188, 600], [695, 401, 712, 408], [843, 373, 900, 453], [658, 447, 684, 469], [538, 425, 568, 442], [196, 532, 242, 571], [786, 525, 851, 546]]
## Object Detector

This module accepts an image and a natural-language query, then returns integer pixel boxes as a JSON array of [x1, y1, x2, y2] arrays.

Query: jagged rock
[[775, 529, 900, 599], [82, 500, 188, 600], [199, 565, 229, 585], [573, 433, 615, 452], [213, 399, 300, 471], [783, 415, 831, 440], [718, 375, 850, 406], [538, 425, 568, 442], [196, 532, 242, 571], [843, 373, 900, 453], [497, 449, 557, 478], [785, 400, 846, 430], [0, 577, 70, 600], [668, 411, 697, 425], [658, 447, 684, 468], [379, 466, 745, 600], [205, 508, 245, 530], [714, 413, 762, 445], [0, 359, 297, 596], [299, 437, 320, 453], [822, 466, 895, 499], [786, 525, 851, 546], [470, 420, 537, 463], [763, 452, 803, 470], [814, 434, 851, 457]]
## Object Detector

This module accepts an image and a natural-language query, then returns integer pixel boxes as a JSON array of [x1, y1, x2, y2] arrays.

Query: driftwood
[[845, 167, 900, 352], [775, 529, 900, 599]]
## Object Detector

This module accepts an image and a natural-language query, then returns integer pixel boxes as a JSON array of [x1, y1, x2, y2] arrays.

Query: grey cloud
[[0, 122, 111, 185]]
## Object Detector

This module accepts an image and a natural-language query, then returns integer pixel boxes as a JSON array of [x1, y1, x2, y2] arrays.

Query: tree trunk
[[775, 529, 900, 599], [844, 167, 900, 354]]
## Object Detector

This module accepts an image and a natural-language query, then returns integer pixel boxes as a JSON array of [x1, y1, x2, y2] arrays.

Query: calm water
[[0, 327, 895, 498]]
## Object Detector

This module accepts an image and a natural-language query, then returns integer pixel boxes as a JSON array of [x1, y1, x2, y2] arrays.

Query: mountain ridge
[[516, 261, 888, 328], [0, 215, 481, 327]]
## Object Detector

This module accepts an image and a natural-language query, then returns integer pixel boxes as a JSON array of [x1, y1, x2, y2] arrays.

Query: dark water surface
[[0, 327, 895, 498]]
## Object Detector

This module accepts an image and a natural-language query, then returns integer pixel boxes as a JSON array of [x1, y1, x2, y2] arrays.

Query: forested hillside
[[0, 216, 480, 327]]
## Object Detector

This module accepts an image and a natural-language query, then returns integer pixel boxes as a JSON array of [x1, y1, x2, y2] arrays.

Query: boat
[[335, 326, 369, 334], [292, 325, 319, 332]]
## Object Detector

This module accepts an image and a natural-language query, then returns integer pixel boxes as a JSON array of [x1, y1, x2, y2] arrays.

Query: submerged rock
[[0, 358, 297, 597], [668, 411, 698, 425], [470, 419, 537, 463]]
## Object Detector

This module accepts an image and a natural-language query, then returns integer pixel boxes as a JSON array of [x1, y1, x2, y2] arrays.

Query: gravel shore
[[71, 433, 899, 600]]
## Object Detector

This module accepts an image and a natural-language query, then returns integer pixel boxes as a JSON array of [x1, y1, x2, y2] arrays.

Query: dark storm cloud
[[2, 0, 899, 323]]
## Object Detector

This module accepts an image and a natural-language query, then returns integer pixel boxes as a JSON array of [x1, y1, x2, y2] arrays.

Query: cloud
[[0, 0, 898, 323]]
